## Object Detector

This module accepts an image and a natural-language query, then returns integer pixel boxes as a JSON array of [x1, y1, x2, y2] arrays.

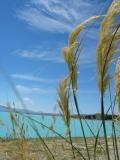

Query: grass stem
[[73, 90, 90, 160]]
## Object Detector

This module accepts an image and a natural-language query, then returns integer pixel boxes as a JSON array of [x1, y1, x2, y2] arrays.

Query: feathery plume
[[62, 15, 102, 90], [96, 0, 120, 94], [57, 76, 70, 126], [69, 15, 102, 46], [115, 58, 120, 112]]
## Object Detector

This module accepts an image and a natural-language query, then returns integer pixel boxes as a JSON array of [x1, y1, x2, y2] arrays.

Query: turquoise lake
[[0, 112, 120, 138]]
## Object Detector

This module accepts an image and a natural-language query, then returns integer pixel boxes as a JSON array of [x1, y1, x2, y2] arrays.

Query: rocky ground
[[0, 137, 120, 160]]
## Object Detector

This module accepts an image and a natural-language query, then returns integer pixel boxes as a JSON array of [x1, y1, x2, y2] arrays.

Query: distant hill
[[0, 105, 10, 112], [0, 105, 37, 114], [0, 105, 118, 120]]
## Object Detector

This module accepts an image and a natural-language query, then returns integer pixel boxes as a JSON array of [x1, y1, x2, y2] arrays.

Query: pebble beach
[[0, 137, 120, 160]]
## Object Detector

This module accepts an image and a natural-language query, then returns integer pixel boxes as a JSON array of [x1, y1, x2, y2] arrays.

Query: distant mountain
[[0, 105, 61, 116], [0, 105, 61, 115], [0, 105, 37, 114], [0, 105, 10, 112]]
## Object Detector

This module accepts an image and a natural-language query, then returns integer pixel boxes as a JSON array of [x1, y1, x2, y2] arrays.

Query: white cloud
[[23, 97, 34, 106], [15, 50, 46, 59], [12, 74, 57, 83], [14, 49, 63, 63], [17, 0, 105, 33], [16, 84, 55, 94], [17, 7, 71, 32], [14, 47, 97, 66]]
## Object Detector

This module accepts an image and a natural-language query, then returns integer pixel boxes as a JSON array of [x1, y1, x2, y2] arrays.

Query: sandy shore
[[0, 137, 120, 160]]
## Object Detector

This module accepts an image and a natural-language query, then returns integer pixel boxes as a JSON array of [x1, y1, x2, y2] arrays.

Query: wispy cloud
[[16, 84, 55, 94], [15, 50, 46, 59], [12, 74, 57, 83], [17, 8, 71, 32], [14, 47, 96, 67], [23, 97, 34, 106], [14, 49, 63, 63], [17, 0, 107, 33]]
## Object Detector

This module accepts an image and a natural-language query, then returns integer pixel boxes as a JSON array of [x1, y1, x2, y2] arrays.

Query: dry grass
[[115, 58, 120, 112], [57, 76, 70, 127], [63, 16, 102, 90], [96, 0, 120, 94]]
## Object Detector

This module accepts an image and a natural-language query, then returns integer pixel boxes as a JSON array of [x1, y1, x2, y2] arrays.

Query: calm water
[[0, 112, 120, 138]]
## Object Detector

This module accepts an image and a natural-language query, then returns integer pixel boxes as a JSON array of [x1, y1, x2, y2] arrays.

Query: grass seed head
[[115, 58, 120, 112], [57, 76, 70, 126], [62, 16, 102, 91], [96, 0, 120, 94], [69, 15, 102, 46]]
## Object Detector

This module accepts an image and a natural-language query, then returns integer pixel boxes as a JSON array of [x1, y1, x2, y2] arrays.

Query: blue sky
[[0, 0, 113, 114]]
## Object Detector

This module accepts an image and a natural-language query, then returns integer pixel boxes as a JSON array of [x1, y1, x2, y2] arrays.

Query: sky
[[0, 0, 113, 114]]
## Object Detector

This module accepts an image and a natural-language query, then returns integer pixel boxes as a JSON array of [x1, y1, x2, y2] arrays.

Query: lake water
[[0, 112, 120, 138]]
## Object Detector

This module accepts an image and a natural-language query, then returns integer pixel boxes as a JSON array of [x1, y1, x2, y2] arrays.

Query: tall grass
[[61, 15, 102, 160], [115, 58, 120, 112], [96, 0, 120, 159]]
